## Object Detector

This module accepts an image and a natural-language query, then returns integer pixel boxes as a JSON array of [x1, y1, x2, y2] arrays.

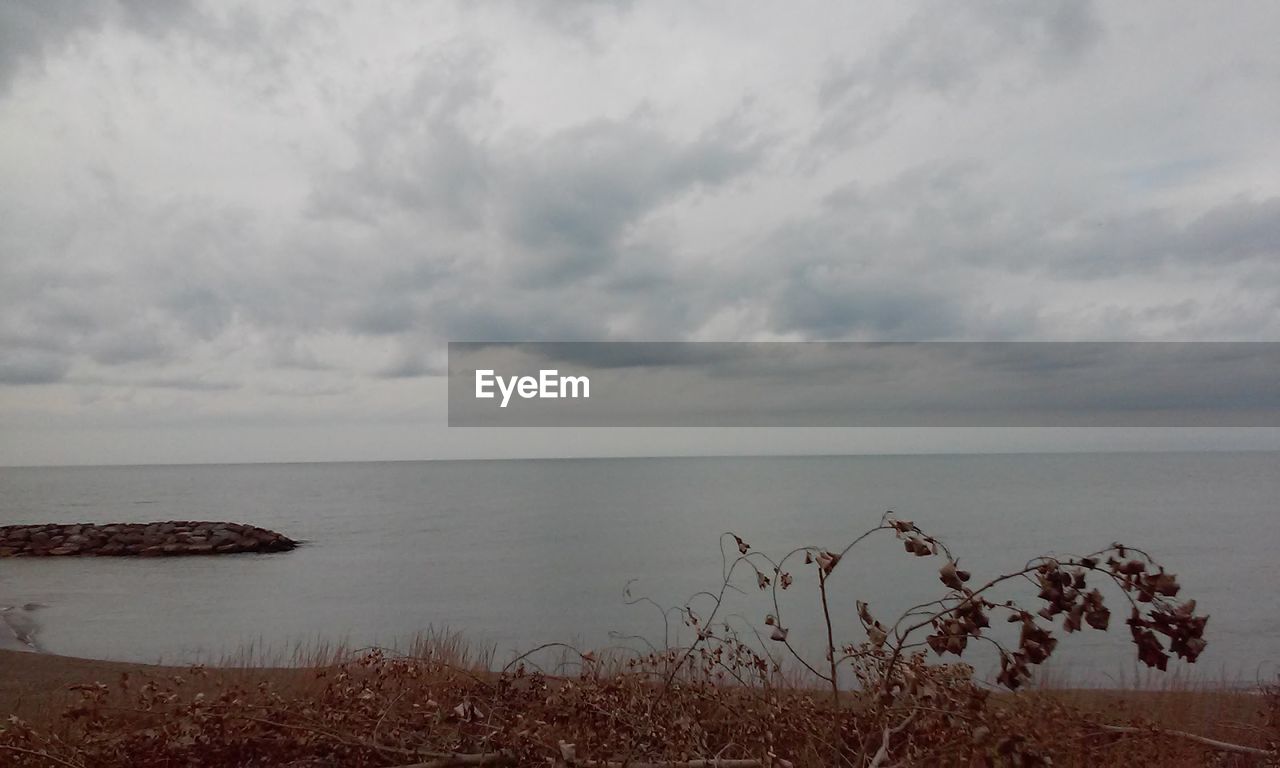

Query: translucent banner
[[448, 342, 1280, 427]]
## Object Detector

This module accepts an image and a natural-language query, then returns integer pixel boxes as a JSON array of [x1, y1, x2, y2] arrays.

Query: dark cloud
[[1181, 197, 1280, 263], [164, 285, 236, 341], [0, 351, 69, 385], [780, 162, 1280, 281], [348, 299, 417, 337], [772, 280, 966, 339], [497, 119, 765, 284], [1012, 196, 1280, 279], [86, 331, 173, 366], [0, 0, 330, 104], [377, 354, 431, 380], [0, 1, 207, 93]]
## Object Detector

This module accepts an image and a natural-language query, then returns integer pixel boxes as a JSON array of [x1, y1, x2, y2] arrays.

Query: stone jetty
[[0, 522, 297, 557]]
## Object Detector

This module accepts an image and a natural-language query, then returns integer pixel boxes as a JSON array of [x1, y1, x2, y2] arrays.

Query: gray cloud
[[139, 375, 239, 391], [772, 280, 966, 340], [0, 351, 69, 385], [0, 1, 1277, 462], [0, 0, 335, 104], [314, 81, 767, 287], [308, 43, 495, 228], [0, 2, 141, 91], [498, 119, 764, 284], [510, 0, 637, 43], [815, 0, 1103, 146], [0, 1, 245, 95]]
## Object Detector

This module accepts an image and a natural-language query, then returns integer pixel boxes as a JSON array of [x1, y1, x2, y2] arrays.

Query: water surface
[[2, 453, 1276, 685]]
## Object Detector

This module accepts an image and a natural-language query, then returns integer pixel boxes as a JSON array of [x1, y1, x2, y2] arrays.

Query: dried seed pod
[[1121, 559, 1147, 575], [939, 560, 969, 590], [816, 550, 840, 574]]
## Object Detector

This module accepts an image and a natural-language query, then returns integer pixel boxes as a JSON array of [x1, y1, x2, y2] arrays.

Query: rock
[[0, 522, 297, 558]]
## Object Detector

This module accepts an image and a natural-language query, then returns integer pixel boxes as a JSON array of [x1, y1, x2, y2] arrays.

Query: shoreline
[[0, 646, 1265, 697]]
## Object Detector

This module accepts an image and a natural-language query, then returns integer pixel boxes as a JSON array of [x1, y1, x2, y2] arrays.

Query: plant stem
[[818, 568, 842, 760]]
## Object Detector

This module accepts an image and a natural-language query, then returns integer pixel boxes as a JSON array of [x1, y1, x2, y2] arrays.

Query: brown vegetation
[[2, 512, 1276, 766]]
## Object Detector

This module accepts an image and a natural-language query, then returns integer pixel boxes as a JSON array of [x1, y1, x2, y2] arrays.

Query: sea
[[1, 452, 1277, 687]]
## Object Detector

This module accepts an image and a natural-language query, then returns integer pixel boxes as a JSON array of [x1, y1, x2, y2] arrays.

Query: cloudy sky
[[1, 1, 1278, 465]]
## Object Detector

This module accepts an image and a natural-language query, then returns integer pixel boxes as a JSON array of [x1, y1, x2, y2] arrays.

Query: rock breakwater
[[0, 522, 297, 557]]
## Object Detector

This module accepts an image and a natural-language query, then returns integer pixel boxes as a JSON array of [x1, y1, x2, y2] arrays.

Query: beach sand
[[0, 649, 318, 725]]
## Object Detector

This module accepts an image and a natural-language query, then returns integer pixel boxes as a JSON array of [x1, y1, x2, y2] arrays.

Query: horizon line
[[3, 445, 1277, 471]]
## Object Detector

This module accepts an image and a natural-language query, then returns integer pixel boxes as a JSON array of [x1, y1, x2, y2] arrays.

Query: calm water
[[2, 453, 1277, 685]]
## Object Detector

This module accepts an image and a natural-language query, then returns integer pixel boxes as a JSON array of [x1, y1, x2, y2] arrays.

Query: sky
[[1, 1, 1278, 466]]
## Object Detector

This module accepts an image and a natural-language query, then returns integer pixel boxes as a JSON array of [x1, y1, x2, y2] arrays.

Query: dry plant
[[2, 511, 1275, 767]]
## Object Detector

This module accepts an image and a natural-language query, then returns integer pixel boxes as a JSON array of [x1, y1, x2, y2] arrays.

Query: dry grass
[[0, 628, 491, 741], [206, 626, 494, 670], [1, 639, 1276, 766]]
